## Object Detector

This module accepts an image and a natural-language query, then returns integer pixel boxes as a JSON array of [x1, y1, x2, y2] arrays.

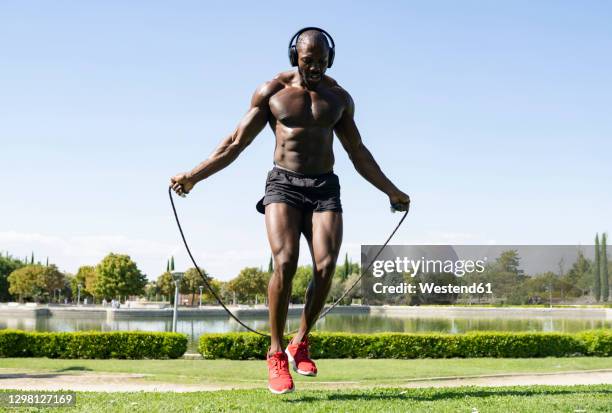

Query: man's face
[[297, 42, 329, 89]]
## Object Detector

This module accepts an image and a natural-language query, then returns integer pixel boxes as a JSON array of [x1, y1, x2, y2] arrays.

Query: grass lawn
[[1, 385, 611, 412], [0, 357, 611, 387], [2, 358, 611, 411]]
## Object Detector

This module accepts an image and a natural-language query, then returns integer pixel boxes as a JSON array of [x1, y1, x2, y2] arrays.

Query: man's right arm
[[170, 81, 279, 195]]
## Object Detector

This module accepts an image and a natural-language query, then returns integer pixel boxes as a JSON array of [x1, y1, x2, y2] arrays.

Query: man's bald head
[[296, 30, 330, 53], [294, 29, 332, 89]]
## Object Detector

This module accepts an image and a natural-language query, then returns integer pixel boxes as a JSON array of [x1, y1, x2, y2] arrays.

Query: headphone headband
[[288, 27, 335, 68]]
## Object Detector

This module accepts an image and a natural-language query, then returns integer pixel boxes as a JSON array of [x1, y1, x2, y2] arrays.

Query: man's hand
[[170, 173, 195, 197], [388, 190, 410, 212]]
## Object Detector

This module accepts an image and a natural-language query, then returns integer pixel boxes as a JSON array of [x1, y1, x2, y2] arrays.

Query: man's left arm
[[334, 90, 410, 211]]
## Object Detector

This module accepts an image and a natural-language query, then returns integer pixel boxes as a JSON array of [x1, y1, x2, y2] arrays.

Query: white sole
[[285, 349, 317, 377], [268, 385, 294, 394]]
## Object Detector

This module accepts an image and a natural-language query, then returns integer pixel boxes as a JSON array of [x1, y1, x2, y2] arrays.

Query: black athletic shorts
[[256, 166, 343, 214]]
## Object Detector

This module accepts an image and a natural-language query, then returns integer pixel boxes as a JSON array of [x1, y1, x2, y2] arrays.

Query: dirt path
[[397, 369, 612, 389], [0, 372, 232, 392], [0, 370, 610, 392]]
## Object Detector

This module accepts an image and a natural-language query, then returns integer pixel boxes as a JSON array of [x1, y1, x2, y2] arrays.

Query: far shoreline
[[1, 303, 611, 320]]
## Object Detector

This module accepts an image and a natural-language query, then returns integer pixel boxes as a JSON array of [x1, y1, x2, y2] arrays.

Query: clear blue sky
[[1, 1, 611, 281]]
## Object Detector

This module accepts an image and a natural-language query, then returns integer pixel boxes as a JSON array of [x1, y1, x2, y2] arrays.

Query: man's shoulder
[[252, 72, 296, 104], [323, 74, 339, 88], [255, 79, 283, 98], [274, 70, 297, 85], [323, 75, 353, 107]]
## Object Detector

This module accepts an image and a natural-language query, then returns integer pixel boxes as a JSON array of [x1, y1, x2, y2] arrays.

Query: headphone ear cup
[[327, 48, 335, 68], [289, 45, 298, 67]]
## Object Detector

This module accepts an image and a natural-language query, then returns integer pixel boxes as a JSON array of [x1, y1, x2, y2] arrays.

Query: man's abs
[[272, 125, 335, 174]]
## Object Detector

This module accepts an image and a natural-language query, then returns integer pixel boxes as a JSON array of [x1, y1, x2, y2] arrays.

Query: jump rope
[[168, 186, 408, 337]]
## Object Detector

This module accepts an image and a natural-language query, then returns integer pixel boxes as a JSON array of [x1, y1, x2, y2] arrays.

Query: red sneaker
[[267, 351, 294, 394], [285, 337, 317, 377]]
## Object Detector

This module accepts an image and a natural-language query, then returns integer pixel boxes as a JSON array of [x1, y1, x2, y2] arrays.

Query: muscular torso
[[266, 71, 347, 174]]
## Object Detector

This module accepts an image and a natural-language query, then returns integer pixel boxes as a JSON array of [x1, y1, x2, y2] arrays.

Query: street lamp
[[77, 283, 82, 306], [171, 272, 184, 333], [199, 285, 204, 308]]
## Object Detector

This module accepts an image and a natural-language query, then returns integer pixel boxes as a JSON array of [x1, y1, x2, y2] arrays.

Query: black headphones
[[288, 27, 335, 68]]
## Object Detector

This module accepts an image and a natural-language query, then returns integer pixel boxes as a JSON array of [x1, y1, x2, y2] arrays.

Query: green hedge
[[198, 330, 612, 360], [0, 330, 187, 359]]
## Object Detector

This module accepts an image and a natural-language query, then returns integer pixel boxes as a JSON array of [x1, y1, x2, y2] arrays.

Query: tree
[[181, 267, 209, 305], [8, 264, 64, 302], [185, 274, 223, 305], [328, 273, 346, 304], [334, 260, 360, 280], [228, 267, 269, 304], [144, 282, 160, 301], [217, 280, 233, 304], [602, 233, 609, 302], [565, 250, 592, 296], [490, 250, 525, 303], [522, 271, 561, 304], [63, 273, 74, 301], [497, 250, 521, 274], [341, 272, 362, 304], [170, 256, 175, 272], [156, 271, 174, 303], [0, 253, 24, 301], [73, 266, 97, 302], [8, 265, 43, 301], [94, 253, 147, 301], [291, 265, 312, 303], [594, 234, 601, 302], [268, 256, 274, 274], [342, 253, 349, 280], [38, 265, 65, 299]]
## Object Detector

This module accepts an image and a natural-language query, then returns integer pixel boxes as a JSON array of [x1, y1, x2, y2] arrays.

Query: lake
[[2, 310, 610, 353]]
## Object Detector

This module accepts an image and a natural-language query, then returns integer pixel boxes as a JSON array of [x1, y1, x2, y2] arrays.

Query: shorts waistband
[[272, 165, 335, 179]]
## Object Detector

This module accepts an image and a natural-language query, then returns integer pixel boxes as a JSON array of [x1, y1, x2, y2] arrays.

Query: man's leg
[[292, 210, 343, 344], [265, 203, 302, 355]]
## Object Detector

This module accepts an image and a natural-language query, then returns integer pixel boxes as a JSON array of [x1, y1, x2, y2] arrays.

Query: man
[[170, 28, 409, 394]]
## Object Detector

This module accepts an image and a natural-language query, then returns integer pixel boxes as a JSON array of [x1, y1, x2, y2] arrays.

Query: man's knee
[[314, 255, 337, 280], [271, 252, 298, 286]]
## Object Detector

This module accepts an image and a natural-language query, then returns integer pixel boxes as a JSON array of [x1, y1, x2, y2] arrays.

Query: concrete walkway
[[1, 370, 610, 392]]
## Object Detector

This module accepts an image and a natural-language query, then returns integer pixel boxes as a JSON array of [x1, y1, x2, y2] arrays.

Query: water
[[1, 313, 610, 353]]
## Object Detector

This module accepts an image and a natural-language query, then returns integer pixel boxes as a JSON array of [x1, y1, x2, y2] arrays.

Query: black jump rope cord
[[168, 186, 408, 337]]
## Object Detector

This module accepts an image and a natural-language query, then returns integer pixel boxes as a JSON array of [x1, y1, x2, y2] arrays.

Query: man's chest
[[269, 88, 344, 128]]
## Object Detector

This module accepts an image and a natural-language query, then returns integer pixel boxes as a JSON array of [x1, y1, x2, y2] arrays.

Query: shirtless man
[[170, 27, 410, 394]]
